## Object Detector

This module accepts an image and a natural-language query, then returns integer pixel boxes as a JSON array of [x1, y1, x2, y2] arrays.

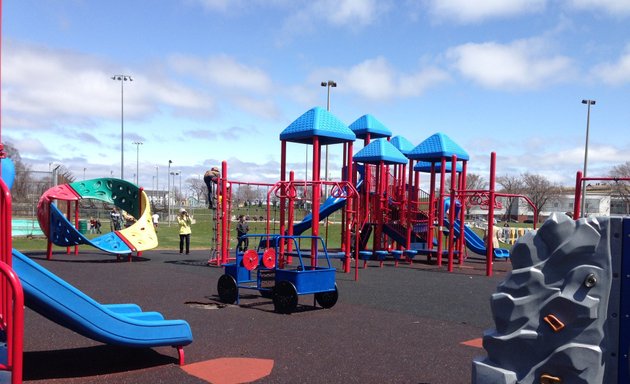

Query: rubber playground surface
[[18, 248, 512, 384]]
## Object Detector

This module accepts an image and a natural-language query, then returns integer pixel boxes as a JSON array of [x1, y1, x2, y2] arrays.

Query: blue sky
[[2, 0, 630, 190]]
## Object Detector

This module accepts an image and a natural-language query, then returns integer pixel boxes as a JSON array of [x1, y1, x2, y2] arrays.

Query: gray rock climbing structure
[[472, 213, 627, 383]]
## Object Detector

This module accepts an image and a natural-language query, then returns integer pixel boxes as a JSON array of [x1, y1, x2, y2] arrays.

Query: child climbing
[[203, 167, 220, 209]]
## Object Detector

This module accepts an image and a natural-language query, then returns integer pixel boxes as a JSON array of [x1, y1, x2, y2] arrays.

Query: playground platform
[[17, 248, 511, 383]]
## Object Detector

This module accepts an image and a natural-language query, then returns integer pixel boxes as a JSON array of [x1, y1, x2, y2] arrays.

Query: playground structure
[[207, 107, 533, 279], [36, 178, 158, 260], [0, 158, 193, 382]]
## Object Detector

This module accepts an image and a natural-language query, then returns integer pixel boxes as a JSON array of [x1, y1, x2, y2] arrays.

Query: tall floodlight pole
[[132, 141, 143, 185], [170, 171, 180, 208], [155, 165, 159, 194], [178, 171, 182, 204], [581, 99, 596, 218], [168, 160, 172, 225], [111, 75, 133, 179], [320, 80, 337, 190]]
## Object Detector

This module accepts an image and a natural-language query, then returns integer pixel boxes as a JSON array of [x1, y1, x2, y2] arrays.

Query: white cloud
[[428, 0, 547, 23], [314, 56, 449, 101], [317, 0, 385, 26], [446, 38, 574, 90], [567, 0, 630, 15], [192, 0, 234, 12], [169, 54, 272, 94], [232, 97, 281, 120], [592, 45, 630, 85], [2, 41, 215, 130], [279, 0, 389, 43]]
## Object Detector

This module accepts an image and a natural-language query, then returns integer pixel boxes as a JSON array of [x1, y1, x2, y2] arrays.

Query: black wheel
[[315, 284, 338, 309], [217, 274, 237, 304], [273, 280, 298, 314]]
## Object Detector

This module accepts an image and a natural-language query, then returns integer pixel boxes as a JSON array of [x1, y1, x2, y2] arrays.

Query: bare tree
[[3, 142, 34, 202], [234, 184, 259, 206], [496, 174, 524, 220], [187, 177, 207, 205], [609, 161, 630, 214], [521, 172, 560, 222], [465, 173, 487, 190]]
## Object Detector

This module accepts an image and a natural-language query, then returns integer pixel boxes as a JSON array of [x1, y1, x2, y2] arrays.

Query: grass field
[[12, 206, 526, 253], [12, 207, 344, 252]]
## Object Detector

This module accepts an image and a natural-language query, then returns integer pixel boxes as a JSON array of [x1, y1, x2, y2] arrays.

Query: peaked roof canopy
[[349, 114, 392, 140], [390, 135, 415, 156], [279, 107, 356, 145], [407, 132, 469, 161], [353, 138, 407, 165]]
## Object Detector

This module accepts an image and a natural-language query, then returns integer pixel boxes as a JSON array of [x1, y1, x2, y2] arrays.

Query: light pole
[[170, 171, 180, 207], [178, 170, 182, 204], [581, 99, 596, 218], [83, 167, 86, 180], [155, 165, 159, 194], [320, 80, 337, 189], [168, 160, 172, 224], [111, 74, 133, 179], [132, 141, 143, 185]]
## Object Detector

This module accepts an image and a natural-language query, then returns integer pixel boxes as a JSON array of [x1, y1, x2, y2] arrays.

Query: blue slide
[[49, 203, 132, 254], [12, 249, 193, 349], [448, 220, 510, 258], [293, 195, 347, 235]]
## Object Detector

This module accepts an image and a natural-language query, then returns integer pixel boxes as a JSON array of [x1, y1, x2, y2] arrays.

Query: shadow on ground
[[23, 345, 176, 380]]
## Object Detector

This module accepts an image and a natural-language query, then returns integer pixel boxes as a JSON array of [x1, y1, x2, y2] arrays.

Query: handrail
[[0, 175, 24, 383], [0, 261, 24, 384]]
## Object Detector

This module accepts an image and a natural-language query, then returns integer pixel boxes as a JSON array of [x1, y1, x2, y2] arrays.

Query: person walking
[[236, 215, 250, 253], [177, 208, 192, 254], [152, 212, 160, 232]]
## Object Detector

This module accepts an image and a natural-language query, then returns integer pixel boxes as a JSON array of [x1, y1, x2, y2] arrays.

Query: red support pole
[[66, 201, 71, 254], [427, 163, 436, 254], [340, 143, 347, 252], [573, 171, 582, 220], [436, 158, 446, 267], [311, 136, 321, 267], [343, 141, 354, 273], [405, 159, 414, 250], [74, 200, 79, 255], [354, 163, 360, 280], [220, 161, 228, 265], [458, 161, 468, 264], [447, 155, 457, 272], [279, 140, 287, 263]]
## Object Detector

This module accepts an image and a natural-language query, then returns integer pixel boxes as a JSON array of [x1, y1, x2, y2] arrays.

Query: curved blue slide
[[12, 249, 193, 349], [448, 220, 510, 258], [49, 203, 132, 254]]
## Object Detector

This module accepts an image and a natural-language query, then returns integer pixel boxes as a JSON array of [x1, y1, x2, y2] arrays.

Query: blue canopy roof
[[414, 161, 463, 173], [349, 114, 392, 140], [390, 135, 415, 156], [407, 132, 469, 161], [353, 139, 408, 165], [279, 107, 356, 145]]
